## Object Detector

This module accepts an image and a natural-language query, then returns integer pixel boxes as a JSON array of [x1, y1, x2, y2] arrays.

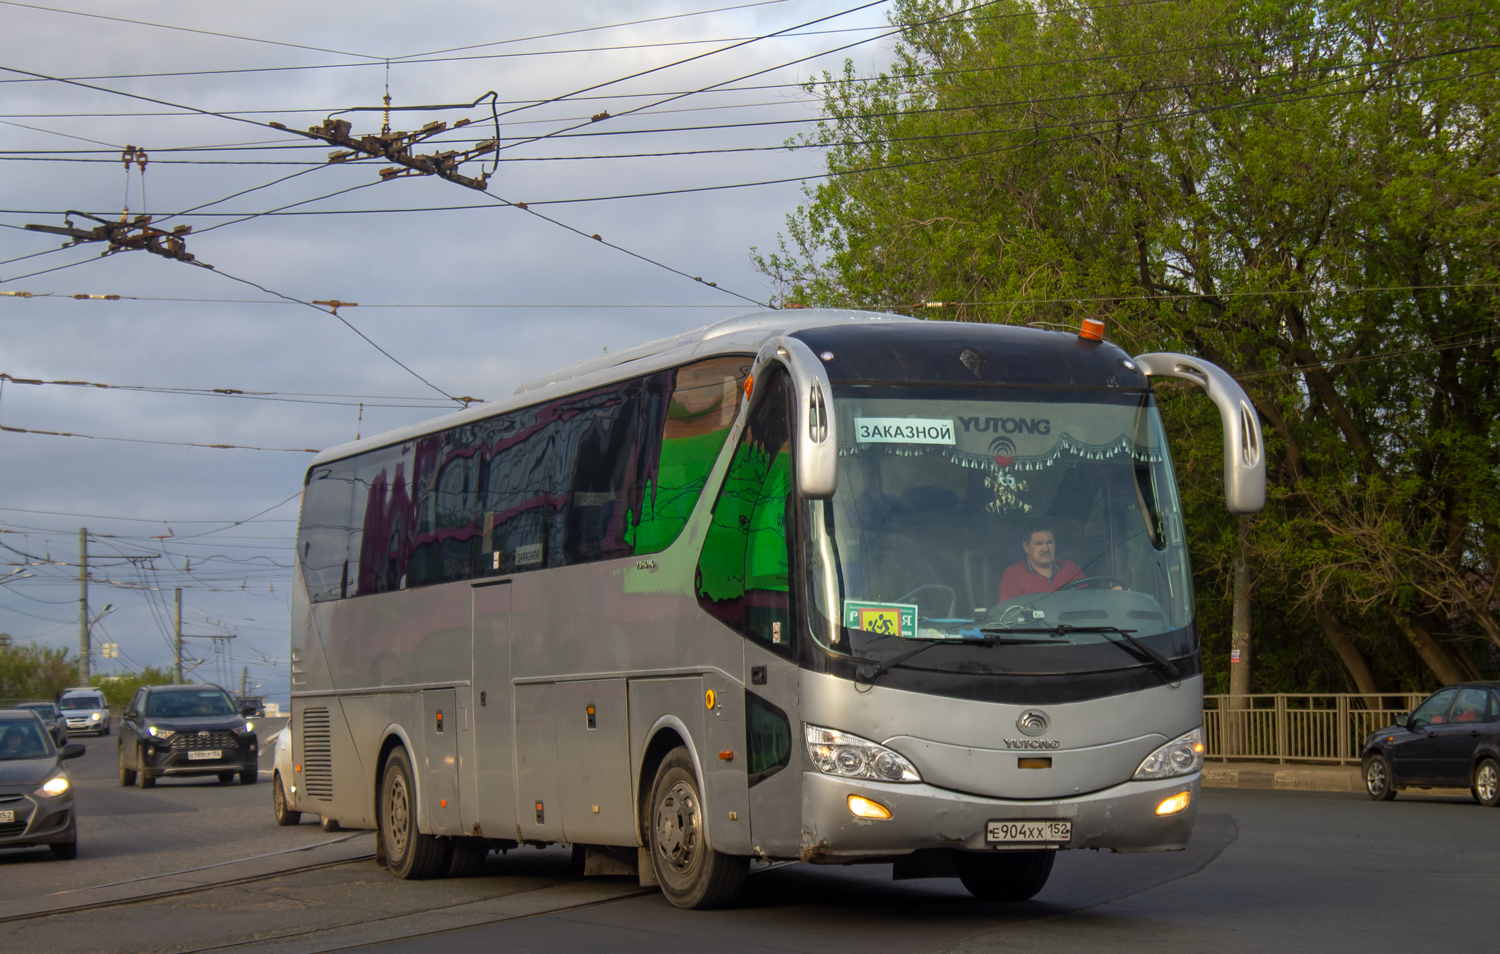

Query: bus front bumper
[[798, 771, 1200, 863]]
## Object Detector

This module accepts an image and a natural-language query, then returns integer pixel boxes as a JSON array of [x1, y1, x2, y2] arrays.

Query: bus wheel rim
[[655, 781, 700, 873], [388, 774, 411, 855]]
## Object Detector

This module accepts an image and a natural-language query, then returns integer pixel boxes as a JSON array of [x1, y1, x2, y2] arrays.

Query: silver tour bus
[[285, 310, 1264, 907]]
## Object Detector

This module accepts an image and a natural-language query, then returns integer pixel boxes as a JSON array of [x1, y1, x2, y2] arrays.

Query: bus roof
[[307, 309, 1142, 469], [308, 309, 912, 467]]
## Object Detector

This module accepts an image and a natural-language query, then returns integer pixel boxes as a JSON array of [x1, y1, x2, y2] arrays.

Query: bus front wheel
[[648, 748, 747, 909], [954, 849, 1055, 901], [379, 749, 451, 879]]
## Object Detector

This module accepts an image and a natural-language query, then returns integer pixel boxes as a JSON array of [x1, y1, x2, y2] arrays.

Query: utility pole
[[1228, 516, 1253, 755], [78, 528, 89, 683], [174, 588, 183, 684], [240, 666, 249, 700]]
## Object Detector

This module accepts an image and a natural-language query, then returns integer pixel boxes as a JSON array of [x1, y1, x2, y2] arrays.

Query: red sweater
[[998, 559, 1083, 601]]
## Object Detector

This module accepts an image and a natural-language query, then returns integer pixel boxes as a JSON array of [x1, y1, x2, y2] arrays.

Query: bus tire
[[446, 838, 488, 877], [647, 748, 747, 909], [379, 748, 451, 879], [273, 772, 302, 826], [1363, 753, 1396, 801], [954, 849, 1055, 901]]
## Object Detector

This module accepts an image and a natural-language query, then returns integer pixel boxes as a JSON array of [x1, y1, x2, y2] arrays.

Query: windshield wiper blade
[[854, 636, 1044, 686], [982, 624, 1180, 680]]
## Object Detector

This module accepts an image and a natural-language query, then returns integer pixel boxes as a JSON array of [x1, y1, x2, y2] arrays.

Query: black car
[[13, 702, 68, 746], [1361, 682, 1500, 806], [0, 708, 85, 859], [117, 685, 258, 788]]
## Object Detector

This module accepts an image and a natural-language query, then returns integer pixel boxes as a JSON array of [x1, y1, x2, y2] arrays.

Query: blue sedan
[[1361, 682, 1500, 806]]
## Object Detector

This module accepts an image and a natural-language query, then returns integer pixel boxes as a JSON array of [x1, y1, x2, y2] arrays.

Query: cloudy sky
[[0, 0, 903, 701]]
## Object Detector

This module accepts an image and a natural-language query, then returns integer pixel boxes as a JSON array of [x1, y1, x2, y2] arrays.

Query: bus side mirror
[[1134, 353, 1266, 514], [752, 336, 837, 499]]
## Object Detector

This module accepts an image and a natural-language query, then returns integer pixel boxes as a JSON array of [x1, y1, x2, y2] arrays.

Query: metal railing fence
[[1204, 693, 1426, 764]]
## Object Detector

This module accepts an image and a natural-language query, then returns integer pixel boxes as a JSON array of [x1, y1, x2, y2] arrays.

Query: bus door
[[468, 580, 515, 838], [699, 369, 802, 858]]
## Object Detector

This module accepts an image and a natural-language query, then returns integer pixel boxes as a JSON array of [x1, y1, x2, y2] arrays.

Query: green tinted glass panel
[[746, 692, 791, 787], [628, 357, 748, 555], [696, 372, 794, 653]]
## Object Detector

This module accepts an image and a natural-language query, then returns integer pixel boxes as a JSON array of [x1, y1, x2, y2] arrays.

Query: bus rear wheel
[[379, 748, 451, 879], [647, 748, 747, 909], [954, 849, 1055, 901]]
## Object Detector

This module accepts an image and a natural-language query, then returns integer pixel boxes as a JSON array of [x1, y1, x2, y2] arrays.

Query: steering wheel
[[1059, 576, 1130, 591], [895, 584, 957, 618]]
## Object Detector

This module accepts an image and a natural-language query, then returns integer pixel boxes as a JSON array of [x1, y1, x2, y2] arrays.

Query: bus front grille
[[301, 707, 334, 801]]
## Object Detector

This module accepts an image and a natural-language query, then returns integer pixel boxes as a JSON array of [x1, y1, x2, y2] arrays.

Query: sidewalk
[[1203, 760, 1363, 793], [1203, 760, 1477, 797]]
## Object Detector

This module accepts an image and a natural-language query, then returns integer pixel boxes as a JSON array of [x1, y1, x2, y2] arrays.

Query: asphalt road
[[3, 737, 1495, 954], [0, 717, 350, 904]]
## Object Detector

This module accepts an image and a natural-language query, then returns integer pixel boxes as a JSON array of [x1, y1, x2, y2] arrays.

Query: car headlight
[[88, 712, 102, 722], [233, 723, 255, 736], [146, 725, 175, 740], [805, 724, 921, 783], [37, 774, 70, 798], [1133, 727, 1205, 780]]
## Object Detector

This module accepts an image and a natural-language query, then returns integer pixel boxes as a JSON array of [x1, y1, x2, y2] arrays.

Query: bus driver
[[998, 524, 1083, 601]]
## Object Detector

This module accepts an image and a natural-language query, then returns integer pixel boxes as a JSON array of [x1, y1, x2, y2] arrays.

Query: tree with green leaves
[[758, 0, 1500, 694], [0, 644, 78, 701]]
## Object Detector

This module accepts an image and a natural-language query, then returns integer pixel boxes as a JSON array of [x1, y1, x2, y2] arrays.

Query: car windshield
[[803, 386, 1195, 677], [17, 703, 58, 719], [60, 697, 102, 710], [0, 721, 52, 759], [146, 690, 236, 718]]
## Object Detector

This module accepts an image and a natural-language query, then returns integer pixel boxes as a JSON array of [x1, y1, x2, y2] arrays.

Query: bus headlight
[[806, 725, 921, 783], [1133, 728, 1205, 780]]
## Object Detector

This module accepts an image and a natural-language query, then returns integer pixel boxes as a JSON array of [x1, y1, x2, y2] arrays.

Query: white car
[[58, 689, 110, 736], [270, 723, 338, 830]]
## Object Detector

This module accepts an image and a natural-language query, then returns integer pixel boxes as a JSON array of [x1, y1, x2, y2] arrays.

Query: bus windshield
[[805, 386, 1195, 677]]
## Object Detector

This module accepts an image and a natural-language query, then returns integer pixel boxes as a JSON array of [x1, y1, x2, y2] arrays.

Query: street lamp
[[84, 604, 116, 675]]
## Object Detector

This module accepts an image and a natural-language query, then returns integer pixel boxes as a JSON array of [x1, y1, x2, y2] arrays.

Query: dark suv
[[117, 685, 259, 788]]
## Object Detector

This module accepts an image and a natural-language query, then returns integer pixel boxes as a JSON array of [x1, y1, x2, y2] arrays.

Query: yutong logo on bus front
[[1006, 709, 1058, 748], [958, 415, 1052, 436]]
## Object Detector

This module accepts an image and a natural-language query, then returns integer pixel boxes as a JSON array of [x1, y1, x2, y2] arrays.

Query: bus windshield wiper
[[853, 635, 1050, 686], [980, 624, 1181, 680]]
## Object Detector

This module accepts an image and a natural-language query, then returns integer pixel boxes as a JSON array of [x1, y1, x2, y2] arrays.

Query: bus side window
[[695, 369, 794, 656], [351, 444, 415, 596], [562, 375, 667, 565], [628, 357, 749, 556], [298, 461, 357, 603]]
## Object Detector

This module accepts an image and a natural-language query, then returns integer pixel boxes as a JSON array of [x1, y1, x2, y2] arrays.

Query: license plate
[[187, 750, 222, 761], [985, 819, 1071, 845], [0, 810, 12, 823]]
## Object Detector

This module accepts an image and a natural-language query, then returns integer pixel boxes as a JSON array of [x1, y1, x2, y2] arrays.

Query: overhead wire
[[7, 36, 1484, 230], [0, 0, 384, 60]]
